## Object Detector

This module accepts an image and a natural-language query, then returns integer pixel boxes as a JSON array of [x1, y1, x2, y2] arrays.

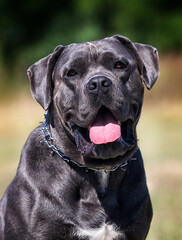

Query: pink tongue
[[89, 109, 121, 144]]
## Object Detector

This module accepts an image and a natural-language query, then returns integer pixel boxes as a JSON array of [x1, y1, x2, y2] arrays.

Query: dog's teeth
[[129, 116, 134, 121], [118, 121, 121, 125]]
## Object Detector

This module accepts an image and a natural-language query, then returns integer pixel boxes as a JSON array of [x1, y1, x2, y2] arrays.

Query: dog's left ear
[[27, 46, 64, 110], [134, 42, 160, 90], [113, 35, 160, 90]]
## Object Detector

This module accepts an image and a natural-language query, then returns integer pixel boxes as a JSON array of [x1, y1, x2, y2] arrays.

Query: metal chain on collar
[[40, 112, 137, 172]]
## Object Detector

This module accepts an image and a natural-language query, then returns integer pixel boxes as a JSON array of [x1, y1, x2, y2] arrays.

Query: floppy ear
[[113, 35, 160, 90], [27, 46, 64, 110], [134, 43, 160, 90]]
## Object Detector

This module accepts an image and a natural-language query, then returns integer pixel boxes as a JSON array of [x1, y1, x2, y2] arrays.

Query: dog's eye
[[114, 61, 127, 69], [67, 69, 77, 77]]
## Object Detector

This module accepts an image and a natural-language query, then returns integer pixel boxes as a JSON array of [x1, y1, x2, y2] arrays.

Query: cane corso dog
[[0, 35, 159, 240]]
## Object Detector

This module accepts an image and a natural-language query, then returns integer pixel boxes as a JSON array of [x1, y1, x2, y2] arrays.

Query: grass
[[0, 90, 44, 196], [137, 101, 182, 240], [0, 92, 182, 239]]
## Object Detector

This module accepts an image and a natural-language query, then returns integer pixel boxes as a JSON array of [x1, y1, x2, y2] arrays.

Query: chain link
[[41, 112, 132, 172]]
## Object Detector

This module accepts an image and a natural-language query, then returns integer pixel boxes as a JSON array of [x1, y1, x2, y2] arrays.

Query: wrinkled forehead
[[58, 37, 134, 66]]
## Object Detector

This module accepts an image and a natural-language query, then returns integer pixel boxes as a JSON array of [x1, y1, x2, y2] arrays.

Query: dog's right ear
[[27, 46, 64, 110]]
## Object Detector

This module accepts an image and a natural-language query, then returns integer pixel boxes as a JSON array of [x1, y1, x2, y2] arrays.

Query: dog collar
[[41, 112, 136, 172]]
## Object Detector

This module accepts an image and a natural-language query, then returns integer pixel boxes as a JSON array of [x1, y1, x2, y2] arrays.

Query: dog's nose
[[87, 76, 112, 94]]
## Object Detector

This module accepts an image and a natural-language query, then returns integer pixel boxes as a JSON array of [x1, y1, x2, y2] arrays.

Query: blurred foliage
[[0, 0, 182, 92], [1, 0, 182, 61]]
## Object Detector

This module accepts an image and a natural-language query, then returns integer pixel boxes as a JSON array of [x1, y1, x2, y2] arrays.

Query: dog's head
[[27, 35, 159, 170]]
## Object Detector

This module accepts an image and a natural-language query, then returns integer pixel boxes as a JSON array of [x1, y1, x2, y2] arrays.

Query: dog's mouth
[[73, 106, 136, 161]]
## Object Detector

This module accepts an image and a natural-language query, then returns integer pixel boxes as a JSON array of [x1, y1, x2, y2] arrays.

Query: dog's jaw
[[69, 106, 138, 170]]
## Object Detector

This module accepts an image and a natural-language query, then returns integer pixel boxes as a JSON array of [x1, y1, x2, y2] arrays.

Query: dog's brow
[[87, 42, 99, 60]]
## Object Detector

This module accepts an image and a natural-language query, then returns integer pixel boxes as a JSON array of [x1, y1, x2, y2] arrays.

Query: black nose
[[87, 76, 112, 94]]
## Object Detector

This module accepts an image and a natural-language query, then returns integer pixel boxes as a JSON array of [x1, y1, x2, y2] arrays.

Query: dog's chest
[[76, 223, 125, 240], [76, 172, 126, 240], [75, 172, 125, 239]]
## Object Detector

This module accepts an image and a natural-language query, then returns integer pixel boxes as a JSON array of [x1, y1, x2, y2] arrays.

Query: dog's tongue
[[89, 109, 121, 144]]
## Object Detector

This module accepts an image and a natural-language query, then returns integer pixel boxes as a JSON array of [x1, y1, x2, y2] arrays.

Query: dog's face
[[28, 35, 159, 169]]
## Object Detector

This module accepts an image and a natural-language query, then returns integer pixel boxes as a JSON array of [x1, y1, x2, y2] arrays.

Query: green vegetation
[[0, 0, 182, 92], [1, 0, 182, 60]]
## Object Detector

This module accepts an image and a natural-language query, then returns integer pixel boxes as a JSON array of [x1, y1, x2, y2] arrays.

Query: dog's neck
[[46, 109, 85, 164], [43, 111, 131, 172]]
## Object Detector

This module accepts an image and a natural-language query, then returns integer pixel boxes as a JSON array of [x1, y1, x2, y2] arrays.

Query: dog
[[0, 35, 159, 240]]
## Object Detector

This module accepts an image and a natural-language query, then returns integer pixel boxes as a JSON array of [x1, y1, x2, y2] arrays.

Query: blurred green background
[[0, 0, 182, 239]]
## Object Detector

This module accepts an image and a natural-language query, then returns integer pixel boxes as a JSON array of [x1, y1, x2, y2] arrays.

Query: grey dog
[[0, 35, 159, 240]]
